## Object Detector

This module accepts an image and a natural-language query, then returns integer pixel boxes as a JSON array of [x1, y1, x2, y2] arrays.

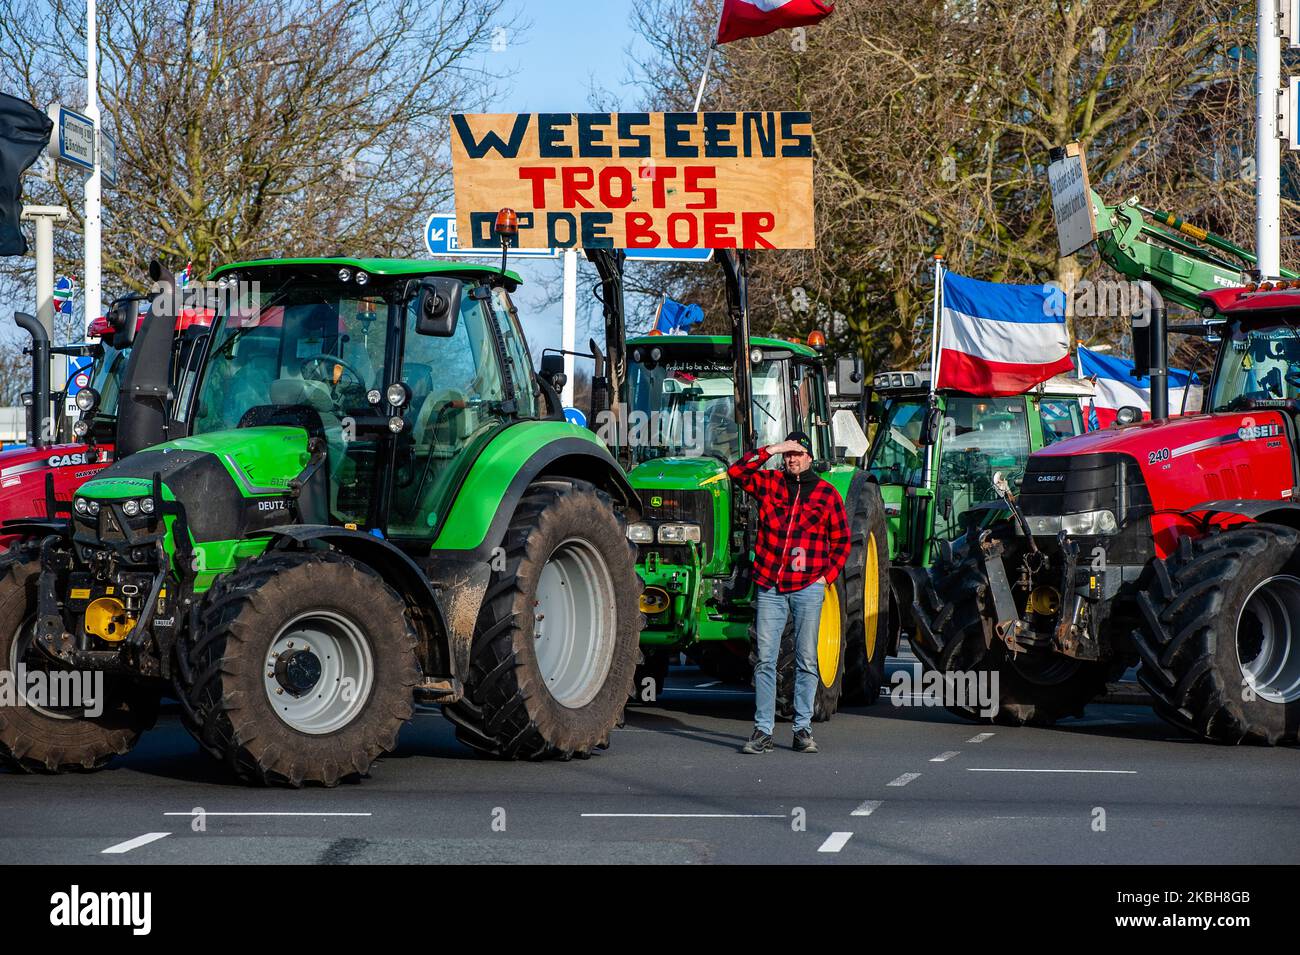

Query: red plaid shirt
[[728, 446, 851, 594]]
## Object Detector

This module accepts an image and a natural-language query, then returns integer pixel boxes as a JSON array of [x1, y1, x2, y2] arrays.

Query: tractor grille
[[643, 488, 715, 565], [1019, 452, 1149, 519]]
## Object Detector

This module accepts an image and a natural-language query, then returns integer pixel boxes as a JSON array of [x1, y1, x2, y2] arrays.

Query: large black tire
[[771, 578, 846, 723], [1133, 523, 1300, 745], [443, 478, 641, 759], [0, 554, 159, 774], [933, 561, 1115, 725], [179, 550, 420, 786], [841, 476, 891, 705]]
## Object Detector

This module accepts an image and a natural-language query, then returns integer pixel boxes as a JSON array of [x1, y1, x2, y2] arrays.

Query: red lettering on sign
[[600, 167, 634, 208], [703, 212, 738, 248], [624, 212, 659, 247], [561, 166, 596, 208], [518, 167, 557, 207], [684, 166, 718, 209], [667, 213, 698, 248], [741, 211, 776, 249]]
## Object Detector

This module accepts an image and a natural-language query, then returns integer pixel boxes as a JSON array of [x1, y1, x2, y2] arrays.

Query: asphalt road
[[2, 651, 1297, 865]]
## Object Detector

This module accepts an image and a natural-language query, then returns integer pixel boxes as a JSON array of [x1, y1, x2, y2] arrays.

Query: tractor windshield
[[935, 395, 1031, 540], [866, 395, 927, 487], [1210, 321, 1300, 411], [626, 355, 787, 464]]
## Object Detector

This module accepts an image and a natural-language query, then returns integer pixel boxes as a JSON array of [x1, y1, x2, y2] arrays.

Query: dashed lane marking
[[818, 832, 853, 852], [851, 800, 882, 817], [887, 773, 920, 787], [967, 732, 995, 743], [966, 768, 1137, 775], [581, 812, 786, 819], [163, 812, 373, 817], [930, 751, 959, 762], [102, 832, 170, 854]]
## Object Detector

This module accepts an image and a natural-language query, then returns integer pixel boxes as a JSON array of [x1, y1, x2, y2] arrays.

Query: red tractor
[[0, 297, 211, 546], [916, 287, 1300, 744]]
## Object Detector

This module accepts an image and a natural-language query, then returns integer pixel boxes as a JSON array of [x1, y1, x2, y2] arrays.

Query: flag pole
[[923, 253, 943, 489], [692, 45, 715, 111]]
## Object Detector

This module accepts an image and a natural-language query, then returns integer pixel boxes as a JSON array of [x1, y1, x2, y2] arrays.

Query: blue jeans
[[753, 581, 825, 734]]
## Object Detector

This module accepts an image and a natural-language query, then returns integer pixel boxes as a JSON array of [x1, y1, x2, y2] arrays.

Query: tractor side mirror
[[107, 296, 141, 349], [539, 352, 567, 393], [835, 356, 864, 398], [413, 277, 462, 337], [920, 405, 943, 446], [1131, 314, 1152, 380]]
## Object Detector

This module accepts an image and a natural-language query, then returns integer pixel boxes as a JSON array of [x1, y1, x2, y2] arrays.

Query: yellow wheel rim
[[864, 531, 881, 660], [817, 583, 843, 687]]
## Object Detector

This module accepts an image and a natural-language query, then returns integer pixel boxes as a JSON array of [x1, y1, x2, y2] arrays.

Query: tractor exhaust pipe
[[116, 260, 179, 457], [1149, 303, 1169, 421], [13, 311, 50, 447]]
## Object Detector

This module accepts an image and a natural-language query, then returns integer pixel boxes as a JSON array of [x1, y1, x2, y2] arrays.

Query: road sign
[[1047, 142, 1097, 258], [424, 211, 557, 259], [624, 248, 714, 263], [563, 407, 587, 427], [48, 104, 95, 170], [66, 356, 93, 396], [100, 129, 117, 185]]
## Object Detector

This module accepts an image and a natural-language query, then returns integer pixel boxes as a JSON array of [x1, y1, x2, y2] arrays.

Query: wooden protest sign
[[450, 112, 815, 250]]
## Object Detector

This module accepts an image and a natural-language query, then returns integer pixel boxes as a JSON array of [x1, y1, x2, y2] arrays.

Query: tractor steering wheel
[[300, 354, 367, 396]]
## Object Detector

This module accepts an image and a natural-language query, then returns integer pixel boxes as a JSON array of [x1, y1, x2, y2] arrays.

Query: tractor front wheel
[[841, 477, 891, 705], [179, 551, 420, 786], [0, 555, 159, 773], [1134, 523, 1300, 744], [444, 478, 641, 758]]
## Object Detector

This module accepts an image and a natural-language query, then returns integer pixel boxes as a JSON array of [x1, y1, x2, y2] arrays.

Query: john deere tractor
[[575, 251, 890, 721], [863, 371, 1096, 667], [0, 256, 643, 784]]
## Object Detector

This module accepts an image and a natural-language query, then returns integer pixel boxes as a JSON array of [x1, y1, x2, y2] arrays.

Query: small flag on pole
[[1078, 346, 1202, 428], [53, 274, 75, 316], [178, 261, 194, 287], [716, 0, 834, 44]]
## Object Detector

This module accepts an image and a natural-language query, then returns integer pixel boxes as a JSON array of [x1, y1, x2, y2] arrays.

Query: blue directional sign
[[425, 212, 557, 259], [623, 248, 714, 263], [50, 105, 95, 171], [563, 407, 587, 428], [66, 356, 93, 396]]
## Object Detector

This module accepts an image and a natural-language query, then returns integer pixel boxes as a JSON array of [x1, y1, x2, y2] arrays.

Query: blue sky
[[472, 0, 653, 355]]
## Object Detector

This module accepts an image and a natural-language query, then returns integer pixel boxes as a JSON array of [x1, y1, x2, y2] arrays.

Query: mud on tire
[[444, 478, 641, 759], [178, 550, 420, 786], [0, 553, 159, 774], [1133, 522, 1300, 745]]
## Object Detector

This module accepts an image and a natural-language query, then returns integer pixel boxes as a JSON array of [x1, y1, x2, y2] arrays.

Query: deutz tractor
[[0, 256, 643, 784], [0, 297, 210, 543], [575, 251, 890, 721], [863, 371, 1096, 667], [916, 287, 1300, 743]]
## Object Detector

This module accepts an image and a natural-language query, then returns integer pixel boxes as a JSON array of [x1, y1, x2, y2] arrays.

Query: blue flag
[[655, 297, 704, 334]]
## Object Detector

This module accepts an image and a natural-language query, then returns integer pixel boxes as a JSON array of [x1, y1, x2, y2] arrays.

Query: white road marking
[[966, 768, 1137, 775], [930, 751, 960, 762], [163, 811, 373, 817], [851, 800, 882, 817], [102, 832, 170, 854], [967, 732, 996, 743], [887, 772, 920, 787], [694, 680, 722, 688], [818, 831, 853, 853], [580, 812, 785, 819]]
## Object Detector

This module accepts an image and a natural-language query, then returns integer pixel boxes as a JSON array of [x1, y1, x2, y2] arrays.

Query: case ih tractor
[[0, 299, 211, 545], [916, 286, 1300, 743], [0, 255, 643, 784], [579, 251, 890, 720], [864, 371, 1095, 670]]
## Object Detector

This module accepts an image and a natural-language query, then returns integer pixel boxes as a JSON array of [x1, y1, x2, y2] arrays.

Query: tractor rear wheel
[[179, 551, 419, 786], [1134, 523, 1300, 745], [934, 563, 1114, 725], [0, 554, 159, 773], [444, 478, 641, 759], [773, 579, 846, 723], [841, 477, 890, 705]]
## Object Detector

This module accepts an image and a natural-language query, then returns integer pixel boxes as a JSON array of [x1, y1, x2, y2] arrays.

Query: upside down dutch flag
[[936, 271, 1074, 396], [716, 0, 835, 44], [1077, 346, 1202, 429]]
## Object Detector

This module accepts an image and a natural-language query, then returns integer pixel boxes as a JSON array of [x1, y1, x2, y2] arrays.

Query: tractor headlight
[[626, 523, 653, 543], [385, 382, 411, 408], [140, 497, 156, 515], [657, 522, 701, 544], [74, 387, 100, 413], [338, 268, 352, 282], [1025, 510, 1118, 537], [122, 499, 139, 517], [72, 420, 90, 438], [87, 500, 101, 516], [74, 497, 90, 515]]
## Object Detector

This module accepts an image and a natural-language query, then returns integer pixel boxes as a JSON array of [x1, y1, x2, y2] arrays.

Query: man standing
[[728, 431, 851, 754]]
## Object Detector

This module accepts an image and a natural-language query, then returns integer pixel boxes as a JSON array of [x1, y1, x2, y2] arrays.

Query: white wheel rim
[[532, 537, 617, 708], [8, 617, 77, 721], [1236, 574, 1300, 704], [263, 610, 375, 734]]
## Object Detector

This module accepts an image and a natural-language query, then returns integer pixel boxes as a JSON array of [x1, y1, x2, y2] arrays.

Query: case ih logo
[[46, 451, 94, 468], [1238, 423, 1282, 441]]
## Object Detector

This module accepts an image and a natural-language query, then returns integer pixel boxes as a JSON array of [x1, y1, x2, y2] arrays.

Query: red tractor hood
[[1032, 412, 1245, 458]]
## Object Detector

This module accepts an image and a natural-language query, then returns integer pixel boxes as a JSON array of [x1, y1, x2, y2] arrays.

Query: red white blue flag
[[1077, 346, 1202, 429], [936, 271, 1074, 396], [716, 0, 834, 44]]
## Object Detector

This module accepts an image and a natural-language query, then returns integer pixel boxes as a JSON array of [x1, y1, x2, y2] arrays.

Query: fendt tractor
[[912, 173, 1300, 742], [0, 252, 644, 784], [571, 251, 890, 721], [0, 295, 211, 541], [864, 371, 1096, 669]]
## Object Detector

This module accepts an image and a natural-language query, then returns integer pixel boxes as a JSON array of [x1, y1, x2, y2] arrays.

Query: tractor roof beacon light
[[496, 207, 519, 277], [807, 330, 826, 351]]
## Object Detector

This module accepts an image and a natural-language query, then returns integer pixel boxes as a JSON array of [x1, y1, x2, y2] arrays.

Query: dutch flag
[[936, 271, 1074, 396], [1077, 346, 1202, 429]]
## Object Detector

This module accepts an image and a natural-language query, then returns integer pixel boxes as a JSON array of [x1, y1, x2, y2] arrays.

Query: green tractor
[[0, 256, 643, 784], [863, 372, 1097, 670], [577, 251, 890, 720]]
